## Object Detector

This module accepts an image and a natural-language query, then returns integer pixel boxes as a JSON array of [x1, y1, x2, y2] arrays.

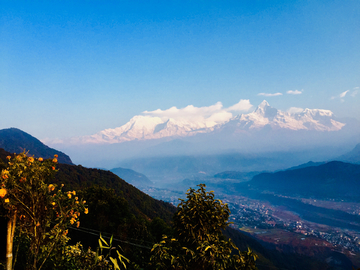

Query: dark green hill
[[0, 148, 176, 268], [56, 163, 173, 222], [111, 167, 153, 187], [251, 161, 360, 199], [0, 128, 73, 165]]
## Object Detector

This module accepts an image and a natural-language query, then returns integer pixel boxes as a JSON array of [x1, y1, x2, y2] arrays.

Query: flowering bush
[[0, 152, 88, 270]]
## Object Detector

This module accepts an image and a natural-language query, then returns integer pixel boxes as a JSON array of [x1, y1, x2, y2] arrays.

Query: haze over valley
[[2, 1, 360, 268]]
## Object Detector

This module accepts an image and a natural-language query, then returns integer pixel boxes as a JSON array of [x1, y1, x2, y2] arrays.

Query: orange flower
[[70, 218, 75, 224], [72, 191, 76, 196], [76, 221, 80, 228], [2, 170, 9, 179], [5, 198, 9, 203], [84, 208, 88, 214], [52, 166, 55, 170], [51, 202, 56, 206], [48, 184, 55, 192], [28, 157, 34, 163], [6, 156, 11, 160], [54, 154, 58, 158], [52, 158, 58, 163], [67, 193, 72, 199], [38, 157, 43, 162], [0, 189, 7, 198], [63, 230, 68, 235]]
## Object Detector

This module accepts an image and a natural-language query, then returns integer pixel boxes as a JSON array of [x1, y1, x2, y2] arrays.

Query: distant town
[[143, 186, 360, 254]]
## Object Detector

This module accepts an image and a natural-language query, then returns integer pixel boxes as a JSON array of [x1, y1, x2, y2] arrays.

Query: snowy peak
[[224, 102, 344, 132], [78, 115, 214, 144], [293, 109, 343, 131], [297, 108, 333, 119], [73, 101, 346, 144], [256, 100, 270, 110], [253, 100, 278, 120]]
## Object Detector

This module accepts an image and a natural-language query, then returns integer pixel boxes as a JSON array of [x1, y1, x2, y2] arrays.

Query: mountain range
[[42, 100, 360, 169], [63, 100, 347, 145]]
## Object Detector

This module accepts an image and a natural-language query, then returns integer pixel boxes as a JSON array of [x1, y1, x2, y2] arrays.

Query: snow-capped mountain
[[77, 115, 216, 144], [72, 101, 346, 144], [224, 100, 345, 132]]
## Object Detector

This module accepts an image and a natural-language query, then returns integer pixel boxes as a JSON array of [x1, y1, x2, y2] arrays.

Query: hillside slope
[[0, 128, 73, 164], [56, 163, 173, 222], [251, 161, 360, 199], [338, 143, 360, 164], [111, 167, 153, 187]]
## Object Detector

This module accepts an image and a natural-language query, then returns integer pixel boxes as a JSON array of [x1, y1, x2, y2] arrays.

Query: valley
[[1, 127, 360, 269], [4, 2, 360, 268], [143, 184, 360, 267]]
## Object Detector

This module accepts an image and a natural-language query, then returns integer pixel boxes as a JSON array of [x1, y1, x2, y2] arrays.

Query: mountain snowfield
[[70, 100, 346, 144], [227, 101, 345, 132]]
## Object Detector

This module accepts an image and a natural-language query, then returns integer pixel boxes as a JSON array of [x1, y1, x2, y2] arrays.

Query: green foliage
[[0, 152, 87, 270], [77, 185, 132, 233], [55, 234, 130, 270], [99, 234, 129, 270], [51, 234, 129, 270], [149, 217, 173, 242], [55, 163, 176, 222], [56, 175, 173, 269], [150, 184, 257, 270], [173, 184, 230, 245]]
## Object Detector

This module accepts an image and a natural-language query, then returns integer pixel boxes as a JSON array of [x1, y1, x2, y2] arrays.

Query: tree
[[0, 152, 87, 270], [150, 184, 257, 270]]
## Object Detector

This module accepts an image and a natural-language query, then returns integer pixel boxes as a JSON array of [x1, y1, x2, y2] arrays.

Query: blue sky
[[1, 0, 359, 140]]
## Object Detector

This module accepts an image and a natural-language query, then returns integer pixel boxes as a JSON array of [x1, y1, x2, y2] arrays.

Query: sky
[[1, 0, 359, 141]]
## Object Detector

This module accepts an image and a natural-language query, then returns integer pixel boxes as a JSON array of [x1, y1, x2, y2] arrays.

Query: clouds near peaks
[[331, 88, 358, 101], [258, 90, 303, 97], [339, 90, 349, 98], [143, 99, 253, 123], [287, 90, 303, 95], [227, 99, 253, 112], [287, 107, 304, 114], [257, 92, 283, 97]]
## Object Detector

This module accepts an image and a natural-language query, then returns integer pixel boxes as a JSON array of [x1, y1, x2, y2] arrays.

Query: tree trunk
[[6, 212, 16, 270]]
